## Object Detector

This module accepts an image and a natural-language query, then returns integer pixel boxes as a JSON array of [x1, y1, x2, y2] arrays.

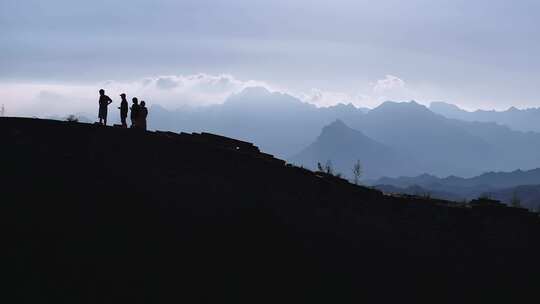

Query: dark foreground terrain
[[2, 117, 539, 303]]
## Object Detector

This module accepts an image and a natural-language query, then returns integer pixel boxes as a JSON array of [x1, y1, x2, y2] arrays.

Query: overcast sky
[[2, 0, 540, 116]]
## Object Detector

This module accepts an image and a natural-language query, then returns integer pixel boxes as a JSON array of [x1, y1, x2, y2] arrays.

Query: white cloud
[[370, 74, 416, 103], [0, 83, 96, 118], [296, 75, 417, 109], [300, 89, 353, 107], [373, 75, 406, 93], [0, 74, 272, 118], [102, 74, 271, 109], [155, 77, 181, 90], [0, 73, 427, 118]]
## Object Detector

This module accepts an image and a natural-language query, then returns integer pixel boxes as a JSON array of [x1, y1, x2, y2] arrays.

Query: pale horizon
[[2, 0, 540, 116]]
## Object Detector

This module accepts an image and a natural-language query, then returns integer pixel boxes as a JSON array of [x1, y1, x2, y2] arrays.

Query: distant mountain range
[[289, 120, 418, 179], [369, 169, 540, 210], [430, 101, 540, 133], [149, 87, 365, 157], [141, 87, 540, 178], [290, 99, 540, 178]]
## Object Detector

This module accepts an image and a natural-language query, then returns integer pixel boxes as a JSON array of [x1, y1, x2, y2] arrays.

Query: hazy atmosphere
[[4, 1, 540, 301], [2, 0, 540, 117]]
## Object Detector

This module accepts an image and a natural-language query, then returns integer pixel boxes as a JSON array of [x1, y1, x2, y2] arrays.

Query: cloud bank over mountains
[[1, 74, 418, 117], [1, 74, 268, 117], [4, 0, 540, 109]]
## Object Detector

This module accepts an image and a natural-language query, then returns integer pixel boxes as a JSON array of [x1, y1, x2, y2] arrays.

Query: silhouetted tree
[[510, 191, 522, 208], [479, 193, 492, 200], [317, 161, 334, 174], [317, 160, 343, 177], [66, 115, 79, 122], [352, 160, 362, 185], [413, 189, 431, 199]]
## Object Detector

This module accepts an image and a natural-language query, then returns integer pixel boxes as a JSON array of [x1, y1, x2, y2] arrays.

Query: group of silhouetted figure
[[98, 89, 148, 130]]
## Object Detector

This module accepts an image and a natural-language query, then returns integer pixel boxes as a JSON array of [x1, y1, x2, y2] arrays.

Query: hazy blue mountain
[[375, 183, 540, 210], [348, 101, 498, 176], [430, 101, 540, 133], [346, 101, 540, 176], [149, 87, 366, 157], [445, 119, 540, 172], [489, 185, 540, 210], [372, 168, 540, 189], [147, 87, 540, 177], [370, 168, 540, 209], [289, 120, 420, 179], [373, 184, 465, 202]]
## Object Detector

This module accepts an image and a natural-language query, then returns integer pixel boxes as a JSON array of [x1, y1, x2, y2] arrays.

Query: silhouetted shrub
[[317, 160, 345, 178], [66, 115, 79, 122], [479, 193, 492, 200], [317, 160, 335, 175], [352, 160, 362, 185], [510, 191, 522, 208], [413, 189, 431, 199]]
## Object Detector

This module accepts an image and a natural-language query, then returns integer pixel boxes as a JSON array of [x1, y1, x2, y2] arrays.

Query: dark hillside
[[1, 117, 540, 303]]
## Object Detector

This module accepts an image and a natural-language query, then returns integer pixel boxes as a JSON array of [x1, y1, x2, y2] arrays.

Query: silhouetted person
[[130, 98, 140, 128], [118, 93, 128, 127], [138, 101, 148, 131], [98, 89, 113, 125]]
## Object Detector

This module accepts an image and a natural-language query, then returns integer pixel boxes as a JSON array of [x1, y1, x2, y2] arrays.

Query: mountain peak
[[236, 86, 272, 98], [319, 119, 355, 139], [370, 100, 434, 118], [430, 101, 464, 112], [377, 100, 429, 111], [321, 119, 369, 138], [226, 86, 273, 103], [224, 86, 307, 109], [326, 119, 348, 129]]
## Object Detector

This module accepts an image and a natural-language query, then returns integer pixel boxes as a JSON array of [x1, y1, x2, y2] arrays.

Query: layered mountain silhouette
[[430, 101, 540, 133], [374, 184, 465, 202], [292, 101, 540, 178], [148, 87, 365, 157], [374, 168, 540, 189], [2, 117, 540, 302], [348, 101, 496, 177], [371, 168, 540, 209], [290, 119, 419, 179], [142, 87, 540, 178], [489, 185, 540, 209]]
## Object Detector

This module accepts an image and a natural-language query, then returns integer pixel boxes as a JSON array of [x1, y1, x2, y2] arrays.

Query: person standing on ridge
[[98, 89, 113, 125], [138, 101, 148, 131], [130, 97, 140, 128], [118, 93, 129, 127]]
